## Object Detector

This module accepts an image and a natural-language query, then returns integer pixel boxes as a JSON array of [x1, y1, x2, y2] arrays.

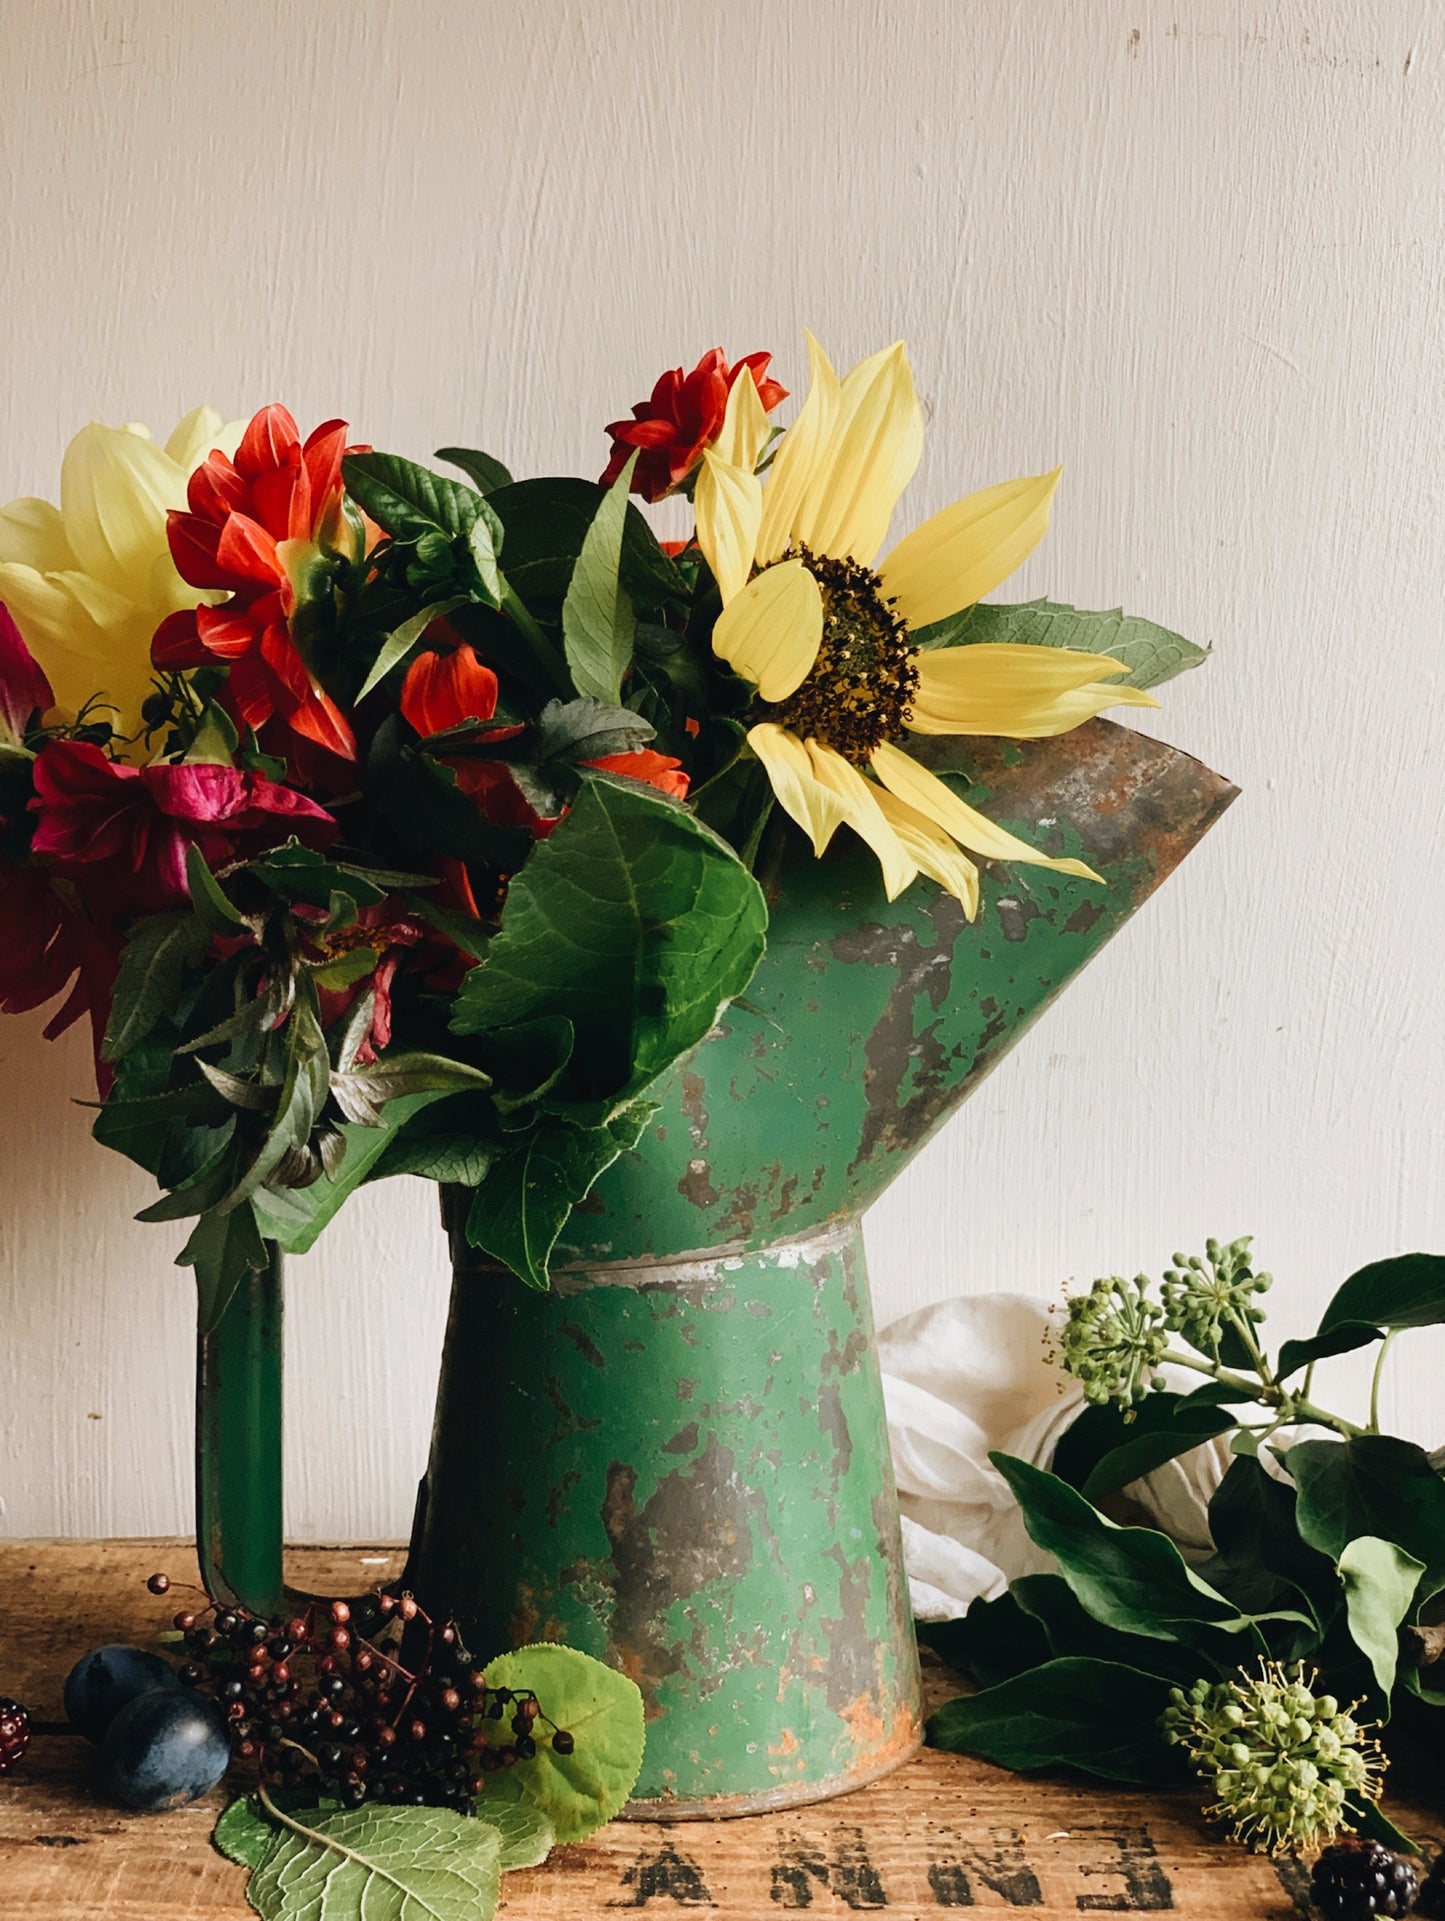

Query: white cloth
[[878, 1292, 1236, 1622]]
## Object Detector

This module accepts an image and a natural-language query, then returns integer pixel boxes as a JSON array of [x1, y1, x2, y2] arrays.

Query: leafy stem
[[1369, 1329, 1397, 1433], [1160, 1346, 1364, 1440]]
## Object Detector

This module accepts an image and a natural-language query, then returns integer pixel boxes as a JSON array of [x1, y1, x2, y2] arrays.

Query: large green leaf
[[477, 1644, 646, 1844], [1050, 1387, 1239, 1503], [451, 774, 766, 1101], [1337, 1536, 1426, 1700], [177, 1198, 267, 1336], [992, 1453, 1304, 1647], [1008, 1573, 1214, 1684], [914, 598, 1208, 689], [1288, 1436, 1445, 1597], [466, 1103, 653, 1289], [927, 1659, 1183, 1783], [473, 1802, 554, 1872], [102, 912, 210, 1062], [1204, 1455, 1340, 1632], [245, 1800, 501, 1921], [1279, 1255, 1445, 1377], [562, 454, 636, 703], [341, 452, 485, 543], [487, 477, 687, 609], [918, 1592, 1050, 1688], [213, 1794, 278, 1871], [435, 446, 513, 495]]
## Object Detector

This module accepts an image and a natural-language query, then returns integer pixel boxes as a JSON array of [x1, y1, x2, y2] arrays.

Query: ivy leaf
[[1337, 1536, 1426, 1701], [914, 598, 1208, 690], [245, 1800, 500, 1921], [435, 446, 514, 495], [1288, 1436, 1445, 1597], [451, 775, 767, 1104], [927, 1658, 1183, 1783], [103, 912, 210, 1061], [1280, 1254, 1445, 1378], [477, 1644, 645, 1844], [213, 1794, 277, 1871], [341, 452, 485, 542], [465, 1102, 653, 1289], [1050, 1386, 1239, 1503], [562, 452, 636, 703]]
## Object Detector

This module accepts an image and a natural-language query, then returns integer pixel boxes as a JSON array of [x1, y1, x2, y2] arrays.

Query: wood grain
[[2, 1542, 1440, 1918]]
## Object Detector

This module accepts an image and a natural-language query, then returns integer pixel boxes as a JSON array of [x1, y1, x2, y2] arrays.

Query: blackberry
[[1310, 1839, 1419, 1919], [0, 1698, 30, 1775], [1415, 1851, 1445, 1920]]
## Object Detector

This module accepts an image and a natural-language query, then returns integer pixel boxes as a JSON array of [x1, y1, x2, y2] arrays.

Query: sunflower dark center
[[763, 545, 918, 764]]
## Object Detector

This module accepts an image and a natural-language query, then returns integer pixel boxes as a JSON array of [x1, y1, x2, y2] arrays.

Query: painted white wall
[[2, 0, 1442, 1541]]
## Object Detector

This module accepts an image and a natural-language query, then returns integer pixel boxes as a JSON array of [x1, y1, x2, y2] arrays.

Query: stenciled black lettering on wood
[[612, 1843, 717, 1907], [1270, 1852, 1313, 1918], [769, 1826, 888, 1908], [927, 1826, 1043, 1907], [1074, 1826, 1173, 1912]]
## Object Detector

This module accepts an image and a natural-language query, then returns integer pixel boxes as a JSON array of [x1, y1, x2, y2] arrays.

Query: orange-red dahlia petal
[[400, 644, 499, 738], [216, 513, 282, 588], [586, 749, 689, 799], [235, 404, 301, 481], [167, 510, 229, 588]]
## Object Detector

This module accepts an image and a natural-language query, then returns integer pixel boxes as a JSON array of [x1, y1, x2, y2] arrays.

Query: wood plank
[[1, 1543, 1440, 1919]]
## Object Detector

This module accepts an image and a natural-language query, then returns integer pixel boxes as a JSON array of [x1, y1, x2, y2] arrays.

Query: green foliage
[[562, 452, 637, 703], [928, 1659, 1180, 1782], [341, 452, 488, 543], [245, 1798, 502, 1921], [435, 446, 513, 495], [1336, 1538, 1426, 1699], [915, 598, 1209, 689], [476, 1644, 647, 1844], [103, 912, 210, 1061]]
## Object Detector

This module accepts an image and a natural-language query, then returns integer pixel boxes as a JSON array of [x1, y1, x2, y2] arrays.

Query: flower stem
[[1369, 1330, 1397, 1433]]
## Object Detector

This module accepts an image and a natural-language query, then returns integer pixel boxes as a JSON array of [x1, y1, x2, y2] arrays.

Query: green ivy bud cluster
[[1056, 1273, 1170, 1407], [1160, 1236, 1272, 1358], [1160, 1664, 1383, 1855]]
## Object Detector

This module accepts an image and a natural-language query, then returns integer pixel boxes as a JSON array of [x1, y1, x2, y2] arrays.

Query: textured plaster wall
[[1, 0, 1442, 1540]]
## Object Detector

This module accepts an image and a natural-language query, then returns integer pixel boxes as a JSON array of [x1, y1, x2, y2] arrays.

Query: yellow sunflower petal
[[755, 330, 842, 567], [713, 368, 771, 475], [794, 342, 923, 568], [880, 468, 1061, 628], [909, 642, 1161, 737], [803, 740, 917, 901], [871, 787, 981, 919], [694, 449, 763, 605], [870, 739, 1103, 884], [711, 557, 823, 702], [747, 721, 847, 855]]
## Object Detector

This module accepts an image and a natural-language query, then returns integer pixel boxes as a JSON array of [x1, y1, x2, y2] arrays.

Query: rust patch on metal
[[675, 1070, 720, 1208]]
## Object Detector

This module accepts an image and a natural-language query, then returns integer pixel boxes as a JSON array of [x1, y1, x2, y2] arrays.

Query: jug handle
[[195, 1242, 404, 1617]]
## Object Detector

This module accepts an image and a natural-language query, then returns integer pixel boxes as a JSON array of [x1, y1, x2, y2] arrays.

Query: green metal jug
[[196, 718, 1235, 1815]]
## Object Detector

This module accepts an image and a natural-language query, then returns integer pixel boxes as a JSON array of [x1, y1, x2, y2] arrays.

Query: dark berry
[[215, 1613, 239, 1637], [146, 1573, 170, 1595], [63, 1646, 184, 1744], [100, 1689, 230, 1811], [514, 1734, 537, 1760], [1310, 1839, 1419, 1920], [1414, 1852, 1445, 1920], [0, 1699, 30, 1775], [551, 1729, 575, 1755]]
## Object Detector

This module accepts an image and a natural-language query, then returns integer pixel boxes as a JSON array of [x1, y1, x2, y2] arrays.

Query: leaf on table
[[477, 1643, 645, 1844], [245, 1800, 501, 1921], [927, 1657, 1183, 1783], [912, 598, 1209, 689], [1337, 1535, 1426, 1702], [214, 1794, 278, 1872], [473, 1801, 555, 1871]]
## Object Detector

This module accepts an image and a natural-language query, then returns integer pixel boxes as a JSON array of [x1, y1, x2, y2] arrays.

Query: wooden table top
[[1, 1540, 1439, 1918]]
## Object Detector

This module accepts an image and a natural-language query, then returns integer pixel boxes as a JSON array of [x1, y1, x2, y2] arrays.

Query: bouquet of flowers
[[0, 336, 1202, 1330]]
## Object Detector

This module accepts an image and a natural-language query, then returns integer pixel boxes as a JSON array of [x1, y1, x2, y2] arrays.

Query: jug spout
[[557, 718, 1236, 1265]]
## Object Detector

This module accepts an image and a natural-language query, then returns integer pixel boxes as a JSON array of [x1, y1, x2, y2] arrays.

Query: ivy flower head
[[693, 335, 1160, 915], [1161, 1236, 1272, 1358], [1056, 1273, 1169, 1407]]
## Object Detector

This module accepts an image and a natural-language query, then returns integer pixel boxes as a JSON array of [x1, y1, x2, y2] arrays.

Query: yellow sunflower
[[694, 335, 1160, 917]]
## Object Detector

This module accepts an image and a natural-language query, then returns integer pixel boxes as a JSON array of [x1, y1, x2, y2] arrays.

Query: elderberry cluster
[[146, 1571, 574, 1813]]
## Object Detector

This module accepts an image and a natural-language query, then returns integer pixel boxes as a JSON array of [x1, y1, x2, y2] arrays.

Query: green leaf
[[341, 451, 486, 542], [186, 845, 246, 932], [213, 1794, 277, 1871], [466, 1103, 653, 1289], [1288, 1436, 1445, 1597], [992, 1453, 1304, 1646], [1204, 1455, 1340, 1632], [477, 1643, 645, 1844], [918, 1591, 1050, 1688], [472, 1802, 554, 1872], [1337, 1535, 1426, 1699], [310, 945, 379, 991], [562, 453, 636, 703], [1049, 1389, 1239, 1504], [927, 1659, 1182, 1783], [1007, 1572, 1213, 1685], [487, 477, 688, 610], [466, 500, 505, 607], [103, 913, 210, 1062], [177, 1199, 267, 1336], [914, 598, 1209, 689], [435, 446, 513, 494], [1347, 1795, 1422, 1857], [451, 775, 767, 1102], [329, 1052, 492, 1130], [1280, 1253, 1445, 1380], [246, 1799, 501, 1921], [136, 1134, 243, 1221], [357, 597, 466, 703], [534, 695, 655, 764]]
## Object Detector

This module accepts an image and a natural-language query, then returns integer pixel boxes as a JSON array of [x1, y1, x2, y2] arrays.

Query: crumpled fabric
[[878, 1292, 1238, 1622]]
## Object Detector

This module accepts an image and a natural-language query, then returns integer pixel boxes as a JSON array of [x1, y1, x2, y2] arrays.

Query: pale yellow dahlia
[[695, 336, 1159, 916], [0, 408, 243, 760]]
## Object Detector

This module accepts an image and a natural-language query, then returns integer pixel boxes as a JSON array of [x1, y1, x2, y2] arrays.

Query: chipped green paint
[[194, 718, 1236, 1812], [411, 1215, 920, 1811]]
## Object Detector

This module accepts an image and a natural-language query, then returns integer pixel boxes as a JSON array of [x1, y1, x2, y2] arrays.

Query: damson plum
[[62, 1645, 182, 1743], [99, 1688, 230, 1811]]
